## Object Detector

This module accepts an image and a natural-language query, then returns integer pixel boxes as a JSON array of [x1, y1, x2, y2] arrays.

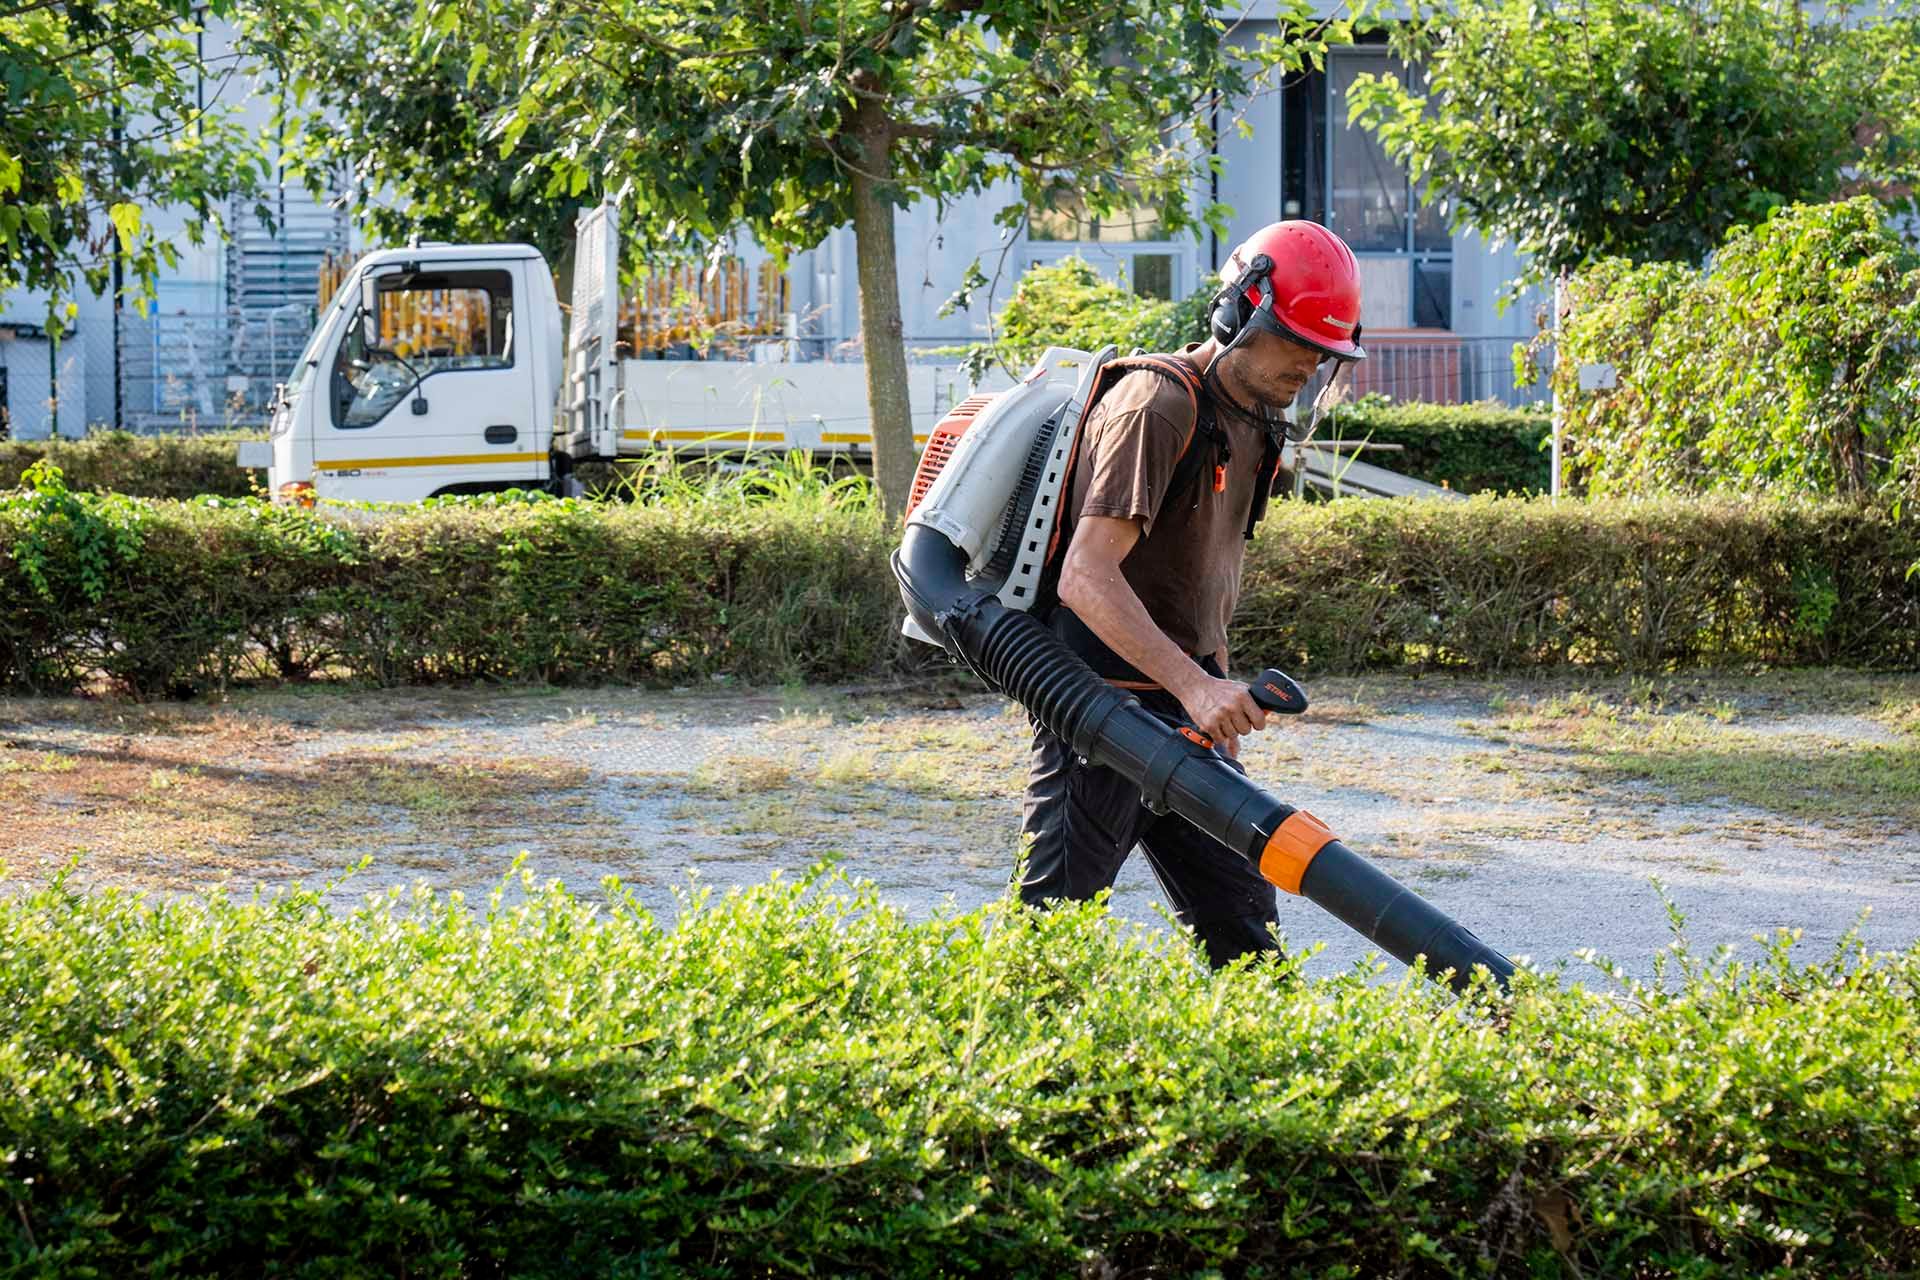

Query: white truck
[[247, 203, 990, 503], [247, 202, 1453, 504]]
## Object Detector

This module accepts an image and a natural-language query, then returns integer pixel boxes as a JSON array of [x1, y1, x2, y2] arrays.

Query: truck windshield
[[332, 268, 516, 429]]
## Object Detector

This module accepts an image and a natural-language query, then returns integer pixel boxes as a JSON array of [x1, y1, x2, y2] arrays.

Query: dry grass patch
[[315, 753, 592, 821], [689, 753, 799, 796], [0, 716, 603, 888], [817, 750, 880, 786], [1469, 688, 1920, 832], [1873, 696, 1920, 739]]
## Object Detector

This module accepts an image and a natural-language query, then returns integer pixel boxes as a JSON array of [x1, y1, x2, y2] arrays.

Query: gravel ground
[[4, 671, 1918, 983]]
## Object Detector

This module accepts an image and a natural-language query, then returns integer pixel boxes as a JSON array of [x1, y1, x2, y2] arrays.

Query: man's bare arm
[[1057, 515, 1266, 752]]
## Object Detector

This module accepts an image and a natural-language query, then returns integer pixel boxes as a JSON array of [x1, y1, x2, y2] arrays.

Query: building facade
[[772, 19, 1546, 407]]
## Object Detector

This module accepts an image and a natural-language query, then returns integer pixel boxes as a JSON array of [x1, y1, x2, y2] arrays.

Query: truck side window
[[332, 268, 515, 429]]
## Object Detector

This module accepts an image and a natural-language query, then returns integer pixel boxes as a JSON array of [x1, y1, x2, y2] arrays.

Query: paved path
[[4, 673, 1916, 983]]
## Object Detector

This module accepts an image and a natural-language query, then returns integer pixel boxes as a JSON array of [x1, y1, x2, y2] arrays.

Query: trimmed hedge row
[[0, 488, 898, 696], [0, 430, 262, 499], [1, 403, 1550, 506], [3, 484, 1916, 695], [1242, 496, 1920, 673], [4, 870, 1917, 1277], [1318, 399, 1551, 495]]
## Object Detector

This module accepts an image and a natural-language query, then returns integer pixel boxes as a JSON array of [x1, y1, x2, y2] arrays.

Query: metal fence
[[111, 307, 315, 432], [37, 313, 1548, 440], [1344, 333, 1548, 407]]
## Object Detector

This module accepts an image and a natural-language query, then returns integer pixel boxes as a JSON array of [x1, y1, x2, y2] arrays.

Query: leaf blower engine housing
[[900, 345, 1125, 643]]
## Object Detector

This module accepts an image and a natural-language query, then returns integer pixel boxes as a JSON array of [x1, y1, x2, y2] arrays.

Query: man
[[1021, 221, 1368, 968]]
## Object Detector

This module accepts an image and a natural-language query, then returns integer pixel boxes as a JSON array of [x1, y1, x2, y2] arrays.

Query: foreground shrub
[[3, 867, 1916, 1277], [3, 470, 1916, 694]]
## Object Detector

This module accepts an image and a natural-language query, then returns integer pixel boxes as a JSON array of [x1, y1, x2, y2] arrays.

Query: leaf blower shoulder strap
[[1061, 353, 1216, 534], [1038, 354, 1207, 597], [1031, 354, 1224, 667], [1070, 354, 1279, 537]]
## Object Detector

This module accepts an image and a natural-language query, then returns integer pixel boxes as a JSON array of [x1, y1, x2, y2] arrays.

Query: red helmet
[[1212, 222, 1366, 361]]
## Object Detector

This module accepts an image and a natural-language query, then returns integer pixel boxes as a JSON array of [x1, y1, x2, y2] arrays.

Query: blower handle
[[1249, 669, 1309, 716]]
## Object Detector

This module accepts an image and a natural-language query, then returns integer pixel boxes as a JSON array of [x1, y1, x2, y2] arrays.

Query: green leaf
[[108, 201, 144, 250]]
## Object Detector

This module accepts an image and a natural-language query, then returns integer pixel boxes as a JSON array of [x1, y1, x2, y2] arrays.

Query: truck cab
[[248, 204, 1015, 504], [264, 243, 565, 503]]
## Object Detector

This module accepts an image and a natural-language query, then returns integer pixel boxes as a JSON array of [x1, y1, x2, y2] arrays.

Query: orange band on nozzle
[[1258, 809, 1337, 895]]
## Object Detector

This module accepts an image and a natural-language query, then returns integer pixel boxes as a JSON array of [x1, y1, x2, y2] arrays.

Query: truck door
[[313, 261, 545, 501]]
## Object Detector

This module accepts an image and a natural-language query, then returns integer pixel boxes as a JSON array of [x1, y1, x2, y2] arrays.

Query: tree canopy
[[409, 0, 1354, 516], [1, 0, 266, 330], [240, 0, 588, 270], [1347, 0, 1920, 280]]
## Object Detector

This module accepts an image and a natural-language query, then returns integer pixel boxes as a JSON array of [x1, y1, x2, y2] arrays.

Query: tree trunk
[[1831, 358, 1871, 499], [847, 102, 916, 524]]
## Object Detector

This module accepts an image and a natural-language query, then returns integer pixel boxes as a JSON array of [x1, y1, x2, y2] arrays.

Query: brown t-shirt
[[1066, 345, 1268, 659]]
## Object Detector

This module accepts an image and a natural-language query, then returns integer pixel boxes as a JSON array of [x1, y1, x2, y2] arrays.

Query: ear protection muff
[[1207, 284, 1250, 344], [1208, 253, 1273, 345]]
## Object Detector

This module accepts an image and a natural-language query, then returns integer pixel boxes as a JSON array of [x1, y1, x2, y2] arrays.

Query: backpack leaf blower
[[893, 347, 1515, 994]]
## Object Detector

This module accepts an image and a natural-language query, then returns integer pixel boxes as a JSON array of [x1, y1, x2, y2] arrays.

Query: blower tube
[[894, 524, 1514, 994]]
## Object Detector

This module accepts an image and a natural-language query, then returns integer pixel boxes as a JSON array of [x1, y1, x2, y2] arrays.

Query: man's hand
[[1057, 517, 1268, 757], [1176, 672, 1267, 758]]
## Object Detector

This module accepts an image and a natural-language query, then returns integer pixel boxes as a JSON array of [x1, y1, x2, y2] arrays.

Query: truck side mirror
[[358, 273, 380, 349]]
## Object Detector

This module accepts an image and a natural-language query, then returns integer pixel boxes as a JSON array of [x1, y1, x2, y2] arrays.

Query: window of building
[[332, 268, 514, 429], [1028, 189, 1169, 243], [1329, 53, 1407, 253], [1129, 254, 1174, 300], [1019, 243, 1184, 306], [1280, 48, 1453, 330], [1023, 184, 1182, 304], [1280, 71, 1326, 223]]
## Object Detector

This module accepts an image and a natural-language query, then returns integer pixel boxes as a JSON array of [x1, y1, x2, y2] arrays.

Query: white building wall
[[764, 13, 1547, 399]]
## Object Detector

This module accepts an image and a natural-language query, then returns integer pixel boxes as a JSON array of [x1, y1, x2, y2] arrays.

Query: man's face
[[1221, 324, 1327, 415]]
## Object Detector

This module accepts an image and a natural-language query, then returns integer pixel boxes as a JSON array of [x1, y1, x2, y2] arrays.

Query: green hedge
[[3, 469, 1917, 695], [1316, 398, 1551, 495], [0, 430, 262, 499], [1240, 496, 1920, 673], [0, 402, 1550, 504], [0, 466, 900, 696], [4, 869, 1917, 1276]]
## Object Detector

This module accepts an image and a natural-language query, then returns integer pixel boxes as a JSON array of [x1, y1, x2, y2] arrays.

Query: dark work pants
[[1018, 676, 1281, 969]]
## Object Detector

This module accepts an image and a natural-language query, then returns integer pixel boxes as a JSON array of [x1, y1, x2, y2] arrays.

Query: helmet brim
[[1251, 309, 1366, 362]]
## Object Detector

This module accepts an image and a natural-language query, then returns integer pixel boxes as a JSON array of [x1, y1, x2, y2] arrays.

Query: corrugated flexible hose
[[894, 524, 1514, 994]]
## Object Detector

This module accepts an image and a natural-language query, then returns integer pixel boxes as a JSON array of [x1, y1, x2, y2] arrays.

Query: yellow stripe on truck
[[819, 433, 932, 445], [313, 452, 546, 472], [620, 429, 785, 443]]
